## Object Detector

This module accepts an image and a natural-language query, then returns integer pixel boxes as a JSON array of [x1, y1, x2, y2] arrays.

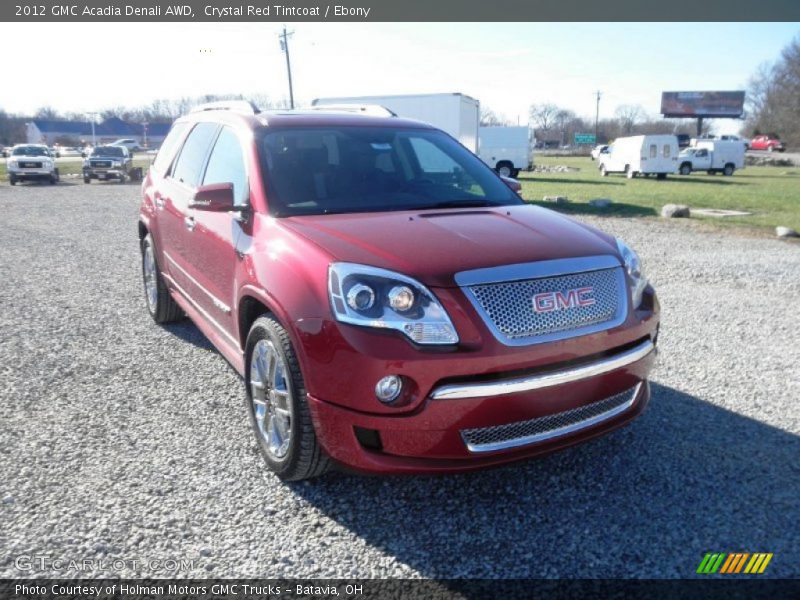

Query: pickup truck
[[83, 145, 142, 183], [678, 140, 744, 176]]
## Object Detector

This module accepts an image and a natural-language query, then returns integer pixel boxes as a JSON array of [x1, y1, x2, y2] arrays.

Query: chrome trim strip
[[164, 251, 232, 314], [454, 255, 622, 287], [162, 272, 240, 349], [431, 339, 654, 400], [462, 383, 642, 453]]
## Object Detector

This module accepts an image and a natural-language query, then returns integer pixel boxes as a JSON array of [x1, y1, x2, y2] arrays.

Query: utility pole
[[594, 90, 602, 142], [279, 26, 295, 109], [87, 112, 98, 147]]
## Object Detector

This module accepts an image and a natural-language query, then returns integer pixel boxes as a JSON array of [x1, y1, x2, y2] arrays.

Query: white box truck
[[478, 126, 531, 178], [678, 140, 745, 176], [598, 135, 678, 179], [311, 93, 480, 152]]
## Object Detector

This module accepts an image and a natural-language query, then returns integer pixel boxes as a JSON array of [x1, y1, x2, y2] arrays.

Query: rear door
[[158, 121, 220, 295], [181, 125, 251, 338]]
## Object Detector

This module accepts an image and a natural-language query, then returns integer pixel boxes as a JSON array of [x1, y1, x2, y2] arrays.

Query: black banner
[[1, 0, 800, 22], [3, 580, 800, 600]]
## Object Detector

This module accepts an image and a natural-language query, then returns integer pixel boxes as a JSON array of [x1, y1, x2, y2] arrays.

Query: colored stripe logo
[[697, 552, 773, 574]]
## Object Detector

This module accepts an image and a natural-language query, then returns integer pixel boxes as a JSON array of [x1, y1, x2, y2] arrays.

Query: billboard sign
[[661, 91, 745, 118], [574, 133, 596, 145]]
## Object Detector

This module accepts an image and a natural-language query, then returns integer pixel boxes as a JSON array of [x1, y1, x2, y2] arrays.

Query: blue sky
[[2, 22, 797, 134]]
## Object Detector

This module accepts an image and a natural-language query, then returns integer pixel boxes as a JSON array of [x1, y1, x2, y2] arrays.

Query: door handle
[[154, 196, 165, 210], [184, 216, 196, 232]]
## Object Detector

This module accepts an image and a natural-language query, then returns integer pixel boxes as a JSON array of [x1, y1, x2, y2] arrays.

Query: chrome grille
[[461, 384, 640, 453], [91, 160, 112, 168], [465, 267, 626, 345]]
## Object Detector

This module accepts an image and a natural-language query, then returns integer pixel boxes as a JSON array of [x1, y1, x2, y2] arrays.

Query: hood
[[280, 205, 620, 287]]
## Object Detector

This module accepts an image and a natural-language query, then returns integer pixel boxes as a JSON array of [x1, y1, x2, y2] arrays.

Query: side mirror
[[500, 175, 522, 196], [189, 182, 236, 212]]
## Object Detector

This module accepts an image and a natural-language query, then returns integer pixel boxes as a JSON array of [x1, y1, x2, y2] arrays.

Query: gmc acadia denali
[[138, 101, 659, 481]]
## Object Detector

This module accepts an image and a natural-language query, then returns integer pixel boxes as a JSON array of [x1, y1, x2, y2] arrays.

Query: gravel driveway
[[1, 181, 798, 579]]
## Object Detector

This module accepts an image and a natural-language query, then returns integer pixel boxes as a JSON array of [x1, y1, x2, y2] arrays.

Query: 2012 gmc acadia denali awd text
[[138, 101, 659, 481]]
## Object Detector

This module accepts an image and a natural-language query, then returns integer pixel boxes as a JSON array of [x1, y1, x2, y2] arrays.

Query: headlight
[[616, 238, 647, 308], [112, 160, 122, 167], [328, 262, 458, 345], [7, 160, 17, 168]]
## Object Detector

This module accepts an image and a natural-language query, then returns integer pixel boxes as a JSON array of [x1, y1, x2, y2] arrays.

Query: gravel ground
[[1, 181, 798, 579]]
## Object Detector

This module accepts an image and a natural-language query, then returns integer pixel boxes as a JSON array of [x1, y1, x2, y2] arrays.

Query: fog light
[[388, 285, 415, 311], [375, 375, 403, 404]]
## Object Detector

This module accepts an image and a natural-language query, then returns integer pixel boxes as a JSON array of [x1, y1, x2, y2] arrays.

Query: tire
[[511, 168, 520, 179], [49, 169, 59, 185], [9, 176, 16, 186], [83, 176, 91, 184], [723, 164, 735, 176], [245, 315, 331, 481], [496, 162, 513, 178], [141, 234, 183, 324], [657, 173, 667, 180], [119, 173, 127, 184], [679, 163, 692, 176], [626, 166, 635, 179]]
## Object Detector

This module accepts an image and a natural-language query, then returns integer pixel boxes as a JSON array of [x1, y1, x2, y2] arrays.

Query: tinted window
[[649, 144, 657, 158], [663, 144, 671, 158], [202, 127, 248, 207], [153, 122, 189, 173], [171, 122, 218, 186], [259, 127, 519, 217]]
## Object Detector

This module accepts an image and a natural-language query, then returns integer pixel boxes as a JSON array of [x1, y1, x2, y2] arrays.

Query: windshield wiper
[[420, 200, 503, 210]]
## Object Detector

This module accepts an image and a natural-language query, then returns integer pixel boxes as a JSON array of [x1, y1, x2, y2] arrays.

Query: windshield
[[12, 146, 49, 157], [91, 146, 125, 157], [259, 127, 521, 217]]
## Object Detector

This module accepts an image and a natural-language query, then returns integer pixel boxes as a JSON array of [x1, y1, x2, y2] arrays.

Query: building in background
[[25, 117, 170, 147]]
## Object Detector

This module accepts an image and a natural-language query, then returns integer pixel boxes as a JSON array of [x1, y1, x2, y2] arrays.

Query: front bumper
[[9, 168, 53, 179], [84, 167, 126, 179]]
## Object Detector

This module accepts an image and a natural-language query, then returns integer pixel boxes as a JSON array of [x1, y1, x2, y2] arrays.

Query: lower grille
[[461, 383, 641, 453]]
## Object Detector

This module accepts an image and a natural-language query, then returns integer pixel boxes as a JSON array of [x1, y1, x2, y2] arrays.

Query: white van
[[678, 140, 745, 176], [598, 135, 678, 179], [478, 126, 531, 177]]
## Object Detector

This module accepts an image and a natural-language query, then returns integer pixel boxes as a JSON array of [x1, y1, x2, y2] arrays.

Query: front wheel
[[141, 234, 183, 323], [679, 163, 692, 176], [246, 316, 331, 481], [49, 169, 59, 185], [9, 175, 17, 186], [723, 164, 735, 176]]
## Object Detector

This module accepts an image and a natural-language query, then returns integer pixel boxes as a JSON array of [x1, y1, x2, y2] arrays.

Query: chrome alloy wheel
[[143, 242, 158, 313], [250, 340, 293, 461]]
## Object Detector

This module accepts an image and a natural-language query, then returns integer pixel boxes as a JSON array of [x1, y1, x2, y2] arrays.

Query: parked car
[[749, 135, 784, 152], [138, 103, 659, 481], [598, 135, 678, 179], [57, 146, 83, 157], [83, 145, 140, 183], [590, 144, 609, 160], [6, 144, 59, 185], [678, 140, 745, 176], [110, 138, 141, 153]]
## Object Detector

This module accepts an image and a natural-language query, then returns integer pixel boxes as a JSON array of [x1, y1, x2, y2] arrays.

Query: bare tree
[[528, 103, 560, 133], [34, 106, 59, 119], [480, 107, 504, 127], [614, 104, 644, 135]]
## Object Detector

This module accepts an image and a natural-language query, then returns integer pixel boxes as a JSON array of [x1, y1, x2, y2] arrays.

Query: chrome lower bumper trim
[[462, 382, 643, 453], [430, 339, 654, 400]]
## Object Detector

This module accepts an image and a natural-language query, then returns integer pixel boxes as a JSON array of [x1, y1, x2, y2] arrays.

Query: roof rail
[[190, 100, 260, 115], [307, 104, 397, 117]]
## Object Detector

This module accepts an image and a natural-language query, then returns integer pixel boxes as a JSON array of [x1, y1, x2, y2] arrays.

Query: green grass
[[1, 157, 152, 179], [520, 156, 800, 231]]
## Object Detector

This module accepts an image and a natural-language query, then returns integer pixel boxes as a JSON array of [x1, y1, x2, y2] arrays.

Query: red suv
[[139, 102, 659, 480]]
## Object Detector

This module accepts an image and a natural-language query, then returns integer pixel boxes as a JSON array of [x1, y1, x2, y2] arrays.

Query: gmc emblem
[[532, 287, 596, 313]]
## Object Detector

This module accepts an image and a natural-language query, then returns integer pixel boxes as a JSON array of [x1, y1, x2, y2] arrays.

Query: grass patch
[[521, 156, 800, 231]]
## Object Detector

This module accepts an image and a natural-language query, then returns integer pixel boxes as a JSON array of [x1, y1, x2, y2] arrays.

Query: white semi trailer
[[311, 93, 480, 153]]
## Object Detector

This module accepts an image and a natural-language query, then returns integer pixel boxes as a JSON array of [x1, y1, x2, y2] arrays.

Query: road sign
[[574, 133, 596, 145]]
